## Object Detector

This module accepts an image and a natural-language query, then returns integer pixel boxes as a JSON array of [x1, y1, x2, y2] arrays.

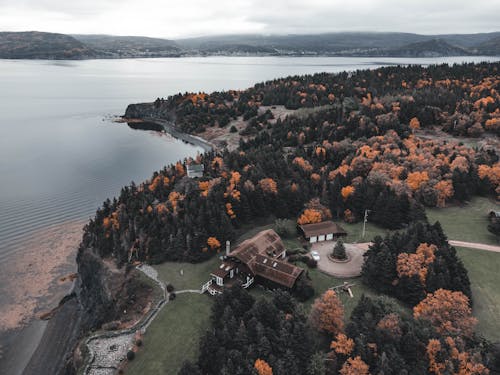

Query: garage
[[299, 221, 348, 244]]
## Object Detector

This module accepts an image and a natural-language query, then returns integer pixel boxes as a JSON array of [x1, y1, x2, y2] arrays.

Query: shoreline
[[0, 221, 84, 375], [120, 117, 215, 153]]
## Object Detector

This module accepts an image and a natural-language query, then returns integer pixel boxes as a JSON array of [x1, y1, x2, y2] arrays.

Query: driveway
[[312, 241, 370, 278]]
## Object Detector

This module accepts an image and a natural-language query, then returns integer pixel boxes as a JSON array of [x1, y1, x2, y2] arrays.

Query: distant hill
[[176, 32, 430, 54], [72, 34, 181, 57], [0, 31, 96, 59], [177, 32, 500, 56], [380, 39, 471, 57], [1, 31, 500, 59], [476, 36, 500, 55]]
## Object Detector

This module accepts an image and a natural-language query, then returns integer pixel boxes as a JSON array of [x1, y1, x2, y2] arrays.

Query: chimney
[[226, 241, 231, 257]]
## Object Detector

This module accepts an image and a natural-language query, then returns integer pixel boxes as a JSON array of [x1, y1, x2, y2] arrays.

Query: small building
[[202, 229, 303, 295], [186, 163, 204, 178], [299, 221, 347, 243]]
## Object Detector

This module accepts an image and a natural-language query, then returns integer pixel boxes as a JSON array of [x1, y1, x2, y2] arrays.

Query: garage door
[[326, 234, 333, 240], [318, 235, 326, 242], [310, 236, 317, 243]]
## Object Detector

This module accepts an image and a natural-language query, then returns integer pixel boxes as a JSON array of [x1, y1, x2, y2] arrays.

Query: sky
[[0, 0, 499, 39]]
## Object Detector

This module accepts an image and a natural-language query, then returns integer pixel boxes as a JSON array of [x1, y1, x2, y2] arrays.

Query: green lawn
[[456, 247, 500, 342], [426, 196, 499, 245], [126, 293, 213, 375], [154, 257, 221, 291]]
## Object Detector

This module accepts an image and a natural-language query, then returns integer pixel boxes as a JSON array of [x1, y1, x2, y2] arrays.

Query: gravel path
[[81, 265, 204, 374], [449, 240, 500, 253], [83, 265, 167, 375]]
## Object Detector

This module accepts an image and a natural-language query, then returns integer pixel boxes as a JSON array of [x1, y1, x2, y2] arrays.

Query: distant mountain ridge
[[1, 31, 499, 59], [71, 34, 181, 57], [0, 31, 96, 59]]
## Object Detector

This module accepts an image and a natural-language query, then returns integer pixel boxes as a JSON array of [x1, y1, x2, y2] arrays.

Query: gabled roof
[[218, 229, 303, 288], [253, 254, 303, 288], [300, 221, 347, 238], [230, 229, 286, 267]]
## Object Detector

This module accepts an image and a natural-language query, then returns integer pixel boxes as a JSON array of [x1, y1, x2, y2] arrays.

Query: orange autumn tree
[[397, 243, 436, 284], [434, 180, 454, 208], [309, 290, 344, 335], [254, 359, 273, 375], [258, 178, 278, 194], [341, 186, 355, 201], [406, 171, 429, 191], [207, 237, 221, 251], [331, 333, 355, 356], [413, 289, 477, 337], [376, 313, 402, 338], [339, 356, 370, 375], [427, 337, 489, 375], [297, 209, 323, 225], [409, 117, 421, 129]]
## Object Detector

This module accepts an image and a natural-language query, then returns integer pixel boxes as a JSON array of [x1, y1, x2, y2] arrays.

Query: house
[[202, 229, 304, 295], [299, 221, 347, 243], [186, 163, 204, 178]]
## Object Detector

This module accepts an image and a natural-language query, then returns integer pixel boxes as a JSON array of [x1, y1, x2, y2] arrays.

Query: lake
[[0, 55, 498, 373]]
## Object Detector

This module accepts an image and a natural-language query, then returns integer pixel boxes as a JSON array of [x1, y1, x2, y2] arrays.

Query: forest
[[83, 62, 500, 267], [78, 62, 500, 373], [180, 223, 499, 374]]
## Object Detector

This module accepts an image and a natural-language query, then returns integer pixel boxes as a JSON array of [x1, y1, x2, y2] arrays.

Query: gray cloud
[[0, 0, 498, 38]]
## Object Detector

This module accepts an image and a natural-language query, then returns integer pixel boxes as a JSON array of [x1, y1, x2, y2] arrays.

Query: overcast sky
[[0, 0, 499, 39]]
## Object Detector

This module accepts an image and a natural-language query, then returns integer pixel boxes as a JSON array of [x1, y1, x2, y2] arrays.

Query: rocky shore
[[122, 103, 215, 152]]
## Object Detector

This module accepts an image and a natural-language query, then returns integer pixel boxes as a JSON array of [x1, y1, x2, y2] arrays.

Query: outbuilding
[[299, 221, 347, 243], [186, 163, 204, 178]]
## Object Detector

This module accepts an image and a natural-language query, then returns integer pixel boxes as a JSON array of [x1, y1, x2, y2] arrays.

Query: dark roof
[[210, 261, 236, 278], [300, 221, 347, 238], [253, 254, 303, 288], [230, 229, 286, 266], [210, 229, 303, 288]]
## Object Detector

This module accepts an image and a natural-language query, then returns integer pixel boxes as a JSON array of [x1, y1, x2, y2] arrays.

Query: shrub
[[169, 292, 176, 301], [127, 350, 135, 361], [230, 125, 238, 133], [274, 218, 291, 238], [332, 240, 347, 260], [166, 283, 175, 293], [135, 339, 143, 347], [306, 258, 318, 268]]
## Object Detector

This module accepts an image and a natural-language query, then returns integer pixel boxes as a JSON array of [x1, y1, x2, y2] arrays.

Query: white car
[[311, 251, 320, 261]]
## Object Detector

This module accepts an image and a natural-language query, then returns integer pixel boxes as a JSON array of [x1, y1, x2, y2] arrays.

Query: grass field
[[426, 196, 499, 245], [456, 247, 500, 342], [126, 293, 212, 375], [154, 256, 221, 291]]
